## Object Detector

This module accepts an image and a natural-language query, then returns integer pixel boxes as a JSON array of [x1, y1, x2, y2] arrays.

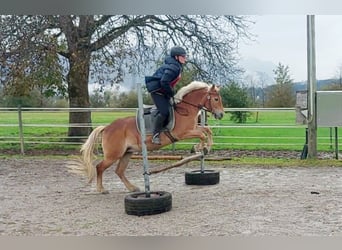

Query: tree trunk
[[67, 49, 92, 139]]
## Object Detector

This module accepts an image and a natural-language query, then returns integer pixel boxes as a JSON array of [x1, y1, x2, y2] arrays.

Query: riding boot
[[151, 114, 165, 145], [152, 133, 161, 145]]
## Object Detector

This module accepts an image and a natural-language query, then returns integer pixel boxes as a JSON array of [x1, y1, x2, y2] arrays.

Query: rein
[[174, 90, 213, 115], [174, 98, 209, 111]]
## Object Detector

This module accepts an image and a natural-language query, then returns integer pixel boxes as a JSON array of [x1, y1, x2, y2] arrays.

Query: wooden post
[[150, 154, 203, 174]]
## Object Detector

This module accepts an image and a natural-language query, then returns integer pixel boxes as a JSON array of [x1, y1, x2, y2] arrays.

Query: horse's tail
[[67, 125, 106, 182]]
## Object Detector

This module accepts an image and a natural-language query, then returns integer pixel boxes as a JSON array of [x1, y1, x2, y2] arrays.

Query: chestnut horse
[[68, 81, 224, 193]]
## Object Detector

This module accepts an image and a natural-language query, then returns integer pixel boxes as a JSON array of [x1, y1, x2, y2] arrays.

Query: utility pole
[[306, 15, 317, 158]]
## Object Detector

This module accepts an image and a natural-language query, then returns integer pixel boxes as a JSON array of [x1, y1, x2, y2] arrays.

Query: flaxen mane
[[174, 81, 211, 104]]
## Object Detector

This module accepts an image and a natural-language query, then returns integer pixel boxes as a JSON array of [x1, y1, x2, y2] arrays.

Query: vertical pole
[[306, 15, 317, 158], [300, 128, 308, 159], [137, 81, 151, 197], [18, 105, 25, 155], [335, 127, 339, 160], [200, 110, 206, 172]]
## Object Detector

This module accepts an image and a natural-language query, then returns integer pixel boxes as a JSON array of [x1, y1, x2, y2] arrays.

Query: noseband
[[174, 89, 217, 114]]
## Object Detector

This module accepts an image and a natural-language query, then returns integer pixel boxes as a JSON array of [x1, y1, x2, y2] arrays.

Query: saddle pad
[[136, 105, 175, 135]]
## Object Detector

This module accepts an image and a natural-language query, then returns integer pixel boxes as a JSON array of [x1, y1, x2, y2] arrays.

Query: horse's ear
[[210, 84, 219, 91]]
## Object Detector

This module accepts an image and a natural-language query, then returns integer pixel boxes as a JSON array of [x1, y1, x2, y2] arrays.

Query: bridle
[[173, 89, 217, 115]]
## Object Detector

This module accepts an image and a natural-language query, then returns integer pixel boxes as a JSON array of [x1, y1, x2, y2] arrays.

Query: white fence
[[0, 107, 340, 156]]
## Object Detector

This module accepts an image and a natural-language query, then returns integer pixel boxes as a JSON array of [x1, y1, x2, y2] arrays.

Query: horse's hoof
[[131, 187, 141, 192], [101, 190, 110, 194], [127, 185, 141, 193], [203, 147, 209, 155]]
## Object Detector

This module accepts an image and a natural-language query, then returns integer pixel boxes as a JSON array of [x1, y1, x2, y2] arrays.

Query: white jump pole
[[136, 81, 151, 197]]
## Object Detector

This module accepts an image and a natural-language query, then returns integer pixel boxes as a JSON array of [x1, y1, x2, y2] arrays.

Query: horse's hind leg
[[96, 159, 115, 194], [115, 152, 140, 192]]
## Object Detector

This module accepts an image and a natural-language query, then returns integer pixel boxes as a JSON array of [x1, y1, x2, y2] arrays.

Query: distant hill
[[247, 78, 338, 105], [293, 79, 335, 92]]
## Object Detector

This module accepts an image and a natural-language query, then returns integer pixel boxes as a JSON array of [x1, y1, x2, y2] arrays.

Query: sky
[[238, 15, 342, 83], [92, 14, 342, 92]]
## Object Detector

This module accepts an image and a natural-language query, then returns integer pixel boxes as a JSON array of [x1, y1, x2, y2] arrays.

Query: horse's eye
[[214, 97, 219, 101]]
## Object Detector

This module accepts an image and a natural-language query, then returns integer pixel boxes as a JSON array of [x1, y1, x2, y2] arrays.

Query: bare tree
[[256, 71, 273, 107], [0, 15, 253, 137], [334, 64, 342, 87], [328, 63, 342, 90], [244, 74, 258, 106]]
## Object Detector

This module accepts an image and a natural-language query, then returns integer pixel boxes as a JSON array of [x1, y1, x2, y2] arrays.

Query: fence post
[[335, 127, 339, 160], [18, 105, 25, 155], [306, 15, 318, 159]]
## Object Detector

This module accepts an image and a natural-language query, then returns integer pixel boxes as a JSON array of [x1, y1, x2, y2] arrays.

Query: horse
[[68, 81, 224, 193]]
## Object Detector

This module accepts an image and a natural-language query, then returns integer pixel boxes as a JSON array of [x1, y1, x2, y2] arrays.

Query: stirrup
[[151, 133, 161, 145]]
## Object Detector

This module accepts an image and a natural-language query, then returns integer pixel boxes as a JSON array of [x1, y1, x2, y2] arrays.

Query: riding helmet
[[170, 46, 187, 57]]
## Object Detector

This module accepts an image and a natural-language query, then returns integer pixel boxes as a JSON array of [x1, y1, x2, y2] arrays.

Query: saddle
[[136, 105, 175, 135]]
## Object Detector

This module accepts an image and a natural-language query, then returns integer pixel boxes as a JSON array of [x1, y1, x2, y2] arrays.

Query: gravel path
[[1, 156, 342, 236]]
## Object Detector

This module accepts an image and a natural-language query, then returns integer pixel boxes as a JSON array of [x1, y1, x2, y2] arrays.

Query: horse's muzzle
[[213, 111, 224, 120]]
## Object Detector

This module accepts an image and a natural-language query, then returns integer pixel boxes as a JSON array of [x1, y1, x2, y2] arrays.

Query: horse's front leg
[[179, 128, 209, 154], [191, 126, 213, 154], [196, 125, 213, 150]]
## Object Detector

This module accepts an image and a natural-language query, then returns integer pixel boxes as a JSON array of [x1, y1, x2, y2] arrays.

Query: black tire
[[185, 170, 220, 185], [124, 191, 172, 216]]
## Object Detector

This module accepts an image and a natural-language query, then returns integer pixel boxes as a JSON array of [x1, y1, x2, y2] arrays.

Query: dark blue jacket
[[145, 56, 182, 97]]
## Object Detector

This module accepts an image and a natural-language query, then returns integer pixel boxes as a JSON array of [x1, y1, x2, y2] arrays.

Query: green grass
[[0, 110, 340, 153], [0, 110, 135, 152]]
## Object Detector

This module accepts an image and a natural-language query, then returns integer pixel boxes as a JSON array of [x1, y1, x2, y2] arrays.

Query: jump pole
[[136, 81, 151, 197], [199, 109, 206, 172]]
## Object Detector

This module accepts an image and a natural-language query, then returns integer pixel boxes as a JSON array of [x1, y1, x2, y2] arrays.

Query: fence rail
[[0, 107, 340, 157]]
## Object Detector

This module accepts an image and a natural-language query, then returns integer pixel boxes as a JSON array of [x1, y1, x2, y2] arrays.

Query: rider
[[145, 46, 187, 144]]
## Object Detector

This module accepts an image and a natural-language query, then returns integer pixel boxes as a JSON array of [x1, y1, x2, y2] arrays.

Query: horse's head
[[201, 84, 224, 120], [175, 81, 224, 120]]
